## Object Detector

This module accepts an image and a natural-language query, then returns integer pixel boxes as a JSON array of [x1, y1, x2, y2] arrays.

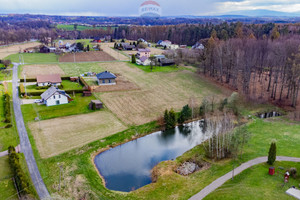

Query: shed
[[89, 100, 103, 110]]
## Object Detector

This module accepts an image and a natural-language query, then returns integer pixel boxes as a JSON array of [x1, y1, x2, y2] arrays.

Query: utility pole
[[24, 73, 27, 97]]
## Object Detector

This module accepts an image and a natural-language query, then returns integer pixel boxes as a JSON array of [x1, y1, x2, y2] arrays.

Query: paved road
[[12, 63, 50, 199], [189, 156, 300, 200]]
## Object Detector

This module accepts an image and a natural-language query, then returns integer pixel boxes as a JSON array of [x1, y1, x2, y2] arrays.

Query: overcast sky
[[0, 0, 299, 16]]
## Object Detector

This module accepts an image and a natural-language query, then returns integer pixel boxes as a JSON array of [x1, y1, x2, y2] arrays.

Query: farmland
[[94, 62, 228, 125], [59, 51, 115, 62], [0, 42, 41, 59], [20, 64, 65, 78], [29, 111, 127, 158], [6, 53, 59, 64], [56, 24, 117, 31]]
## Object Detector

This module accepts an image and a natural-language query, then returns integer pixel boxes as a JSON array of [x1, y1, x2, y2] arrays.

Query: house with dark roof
[[41, 86, 72, 106], [36, 74, 62, 87], [159, 58, 175, 66], [96, 71, 117, 85]]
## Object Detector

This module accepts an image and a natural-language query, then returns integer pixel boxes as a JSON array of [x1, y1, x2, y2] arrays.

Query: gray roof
[[138, 48, 151, 52], [96, 71, 117, 80], [41, 86, 70, 100], [140, 56, 148, 62]]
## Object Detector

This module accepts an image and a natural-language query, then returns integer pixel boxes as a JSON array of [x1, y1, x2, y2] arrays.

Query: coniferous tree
[[267, 142, 276, 165]]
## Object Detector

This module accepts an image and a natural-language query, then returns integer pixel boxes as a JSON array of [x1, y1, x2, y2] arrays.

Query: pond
[[94, 120, 209, 192]]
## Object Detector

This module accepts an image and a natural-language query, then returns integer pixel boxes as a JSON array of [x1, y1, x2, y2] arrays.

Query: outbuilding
[[89, 100, 103, 110]]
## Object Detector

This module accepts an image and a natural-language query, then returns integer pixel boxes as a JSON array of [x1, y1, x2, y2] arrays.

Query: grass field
[[129, 62, 193, 73], [25, 80, 83, 93], [6, 53, 59, 64], [29, 111, 127, 158], [20, 64, 65, 78], [56, 24, 117, 31], [205, 161, 300, 200], [21, 94, 98, 121], [0, 156, 17, 200], [94, 62, 227, 125], [59, 62, 105, 76]]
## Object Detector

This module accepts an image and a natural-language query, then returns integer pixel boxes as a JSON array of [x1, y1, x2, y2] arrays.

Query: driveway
[[22, 99, 37, 105], [12, 63, 50, 199]]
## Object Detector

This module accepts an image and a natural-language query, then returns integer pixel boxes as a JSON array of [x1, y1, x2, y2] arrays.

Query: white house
[[160, 40, 172, 48], [169, 44, 179, 50], [36, 74, 62, 87], [136, 56, 151, 66], [41, 87, 71, 106]]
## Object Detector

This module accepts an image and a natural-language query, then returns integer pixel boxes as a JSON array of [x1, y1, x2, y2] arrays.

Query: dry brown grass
[[0, 42, 41, 59], [94, 62, 228, 125], [29, 111, 127, 158], [21, 64, 65, 78], [101, 43, 129, 61], [91, 74, 140, 92]]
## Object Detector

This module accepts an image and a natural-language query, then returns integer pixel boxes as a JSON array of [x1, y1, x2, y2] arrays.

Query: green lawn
[[129, 62, 194, 73], [0, 66, 13, 81], [30, 117, 300, 200], [5, 53, 59, 64], [21, 93, 99, 121], [205, 161, 300, 200], [56, 24, 117, 31], [25, 80, 83, 93], [59, 62, 104, 76]]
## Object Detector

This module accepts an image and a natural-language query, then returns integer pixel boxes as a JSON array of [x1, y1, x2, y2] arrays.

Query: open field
[[29, 111, 127, 158], [59, 51, 115, 62], [91, 74, 140, 92], [21, 64, 65, 78], [101, 43, 129, 61], [56, 24, 117, 31], [6, 53, 59, 64], [59, 62, 105, 76], [0, 42, 41, 59], [205, 161, 300, 200], [94, 62, 227, 125]]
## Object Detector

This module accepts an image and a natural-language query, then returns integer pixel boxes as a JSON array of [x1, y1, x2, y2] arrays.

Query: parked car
[[34, 99, 43, 103]]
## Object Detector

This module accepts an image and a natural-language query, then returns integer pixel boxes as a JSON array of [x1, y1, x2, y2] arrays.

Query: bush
[[289, 168, 297, 178], [5, 124, 12, 128], [19, 84, 25, 94], [267, 142, 276, 165], [131, 54, 136, 64], [3, 93, 11, 123]]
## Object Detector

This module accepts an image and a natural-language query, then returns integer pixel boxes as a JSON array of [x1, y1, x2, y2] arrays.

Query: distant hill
[[226, 9, 300, 17]]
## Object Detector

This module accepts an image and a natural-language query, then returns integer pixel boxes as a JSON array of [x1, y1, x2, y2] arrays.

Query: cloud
[[0, 0, 298, 16]]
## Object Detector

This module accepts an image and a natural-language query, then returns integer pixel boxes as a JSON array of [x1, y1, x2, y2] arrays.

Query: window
[[53, 95, 56, 99], [109, 79, 111, 83], [59, 95, 61, 98], [102, 80, 105, 84]]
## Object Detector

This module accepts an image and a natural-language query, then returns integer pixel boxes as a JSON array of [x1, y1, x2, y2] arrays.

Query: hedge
[[20, 89, 87, 96], [19, 83, 25, 94], [8, 146, 30, 196], [3, 93, 11, 124], [20, 76, 71, 82]]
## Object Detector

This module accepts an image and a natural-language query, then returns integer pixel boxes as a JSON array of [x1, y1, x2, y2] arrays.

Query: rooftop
[[37, 74, 62, 83]]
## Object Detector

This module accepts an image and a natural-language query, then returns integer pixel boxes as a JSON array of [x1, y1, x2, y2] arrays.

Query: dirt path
[[189, 156, 300, 200], [101, 43, 129, 61]]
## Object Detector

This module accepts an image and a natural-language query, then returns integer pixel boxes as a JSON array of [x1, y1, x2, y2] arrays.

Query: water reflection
[[94, 120, 208, 192]]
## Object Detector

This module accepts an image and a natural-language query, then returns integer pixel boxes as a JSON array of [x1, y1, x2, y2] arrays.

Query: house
[[89, 100, 103, 110], [137, 48, 151, 58], [136, 56, 151, 66], [96, 71, 117, 85], [160, 40, 172, 48], [192, 42, 205, 50], [159, 58, 175, 66], [154, 55, 166, 62], [169, 44, 179, 50], [39, 45, 56, 53], [122, 43, 135, 50], [41, 86, 72, 106], [36, 74, 62, 87]]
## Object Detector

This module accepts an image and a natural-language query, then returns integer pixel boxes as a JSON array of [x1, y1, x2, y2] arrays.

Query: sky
[[0, 0, 299, 16]]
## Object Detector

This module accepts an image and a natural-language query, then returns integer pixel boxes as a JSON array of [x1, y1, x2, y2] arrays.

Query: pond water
[[94, 120, 209, 192]]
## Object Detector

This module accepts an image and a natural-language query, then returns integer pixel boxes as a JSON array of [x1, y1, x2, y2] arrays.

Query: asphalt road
[[12, 63, 50, 199], [189, 156, 300, 200]]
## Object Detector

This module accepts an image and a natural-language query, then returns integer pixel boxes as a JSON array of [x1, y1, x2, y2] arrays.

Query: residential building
[[96, 71, 117, 85], [36, 74, 62, 87], [41, 86, 71, 106]]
